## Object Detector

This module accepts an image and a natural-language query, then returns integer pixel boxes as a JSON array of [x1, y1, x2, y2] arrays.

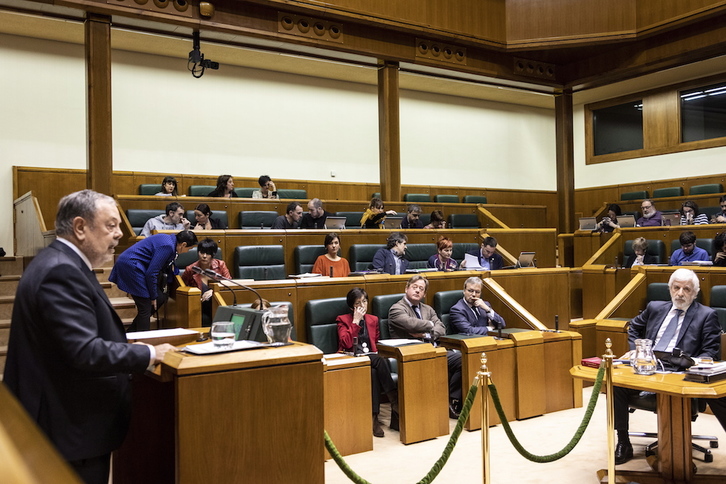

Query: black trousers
[[370, 354, 396, 414], [447, 350, 463, 401], [69, 453, 111, 484], [128, 293, 167, 332]]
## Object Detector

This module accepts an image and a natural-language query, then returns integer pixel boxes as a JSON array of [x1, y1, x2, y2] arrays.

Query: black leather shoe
[[389, 410, 399, 431], [449, 399, 461, 419], [615, 441, 633, 465]]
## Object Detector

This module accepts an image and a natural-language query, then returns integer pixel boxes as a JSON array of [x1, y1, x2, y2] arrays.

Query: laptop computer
[[617, 215, 636, 228], [517, 252, 536, 268], [579, 217, 597, 230], [382, 216, 403, 229], [324, 216, 347, 230], [661, 213, 681, 226]]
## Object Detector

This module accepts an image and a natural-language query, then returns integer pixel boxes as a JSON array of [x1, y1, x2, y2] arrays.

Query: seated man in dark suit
[[613, 268, 725, 465], [388, 275, 463, 418], [400, 204, 424, 229], [461, 236, 503, 270], [450, 276, 505, 335]]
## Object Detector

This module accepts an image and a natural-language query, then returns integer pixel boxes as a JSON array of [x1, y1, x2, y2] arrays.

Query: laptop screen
[[617, 215, 636, 228], [579, 217, 596, 230], [383, 216, 403, 229], [324, 216, 347, 230], [518, 252, 536, 267]]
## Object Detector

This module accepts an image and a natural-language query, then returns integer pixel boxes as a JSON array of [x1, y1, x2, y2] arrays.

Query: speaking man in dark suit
[[3, 190, 177, 484], [449, 277, 505, 335], [613, 268, 725, 465], [388, 275, 463, 418]]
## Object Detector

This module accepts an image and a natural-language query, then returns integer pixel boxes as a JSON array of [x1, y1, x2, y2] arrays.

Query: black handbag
[[352, 320, 373, 356]]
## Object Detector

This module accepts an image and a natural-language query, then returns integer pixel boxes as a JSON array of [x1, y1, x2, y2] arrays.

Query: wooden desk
[[571, 365, 726, 484], [114, 342, 324, 484], [323, 354, 372, 458], [377, 342, 449, 444]]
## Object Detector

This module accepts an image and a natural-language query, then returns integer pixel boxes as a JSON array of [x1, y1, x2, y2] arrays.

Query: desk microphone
[[191, 266, 264, 308]]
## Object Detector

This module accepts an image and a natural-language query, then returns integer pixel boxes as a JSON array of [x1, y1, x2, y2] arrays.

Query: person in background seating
[[207, 174, 237, 198], [624, 237, 657, 268], [155, 176, 178, 196], [461, 236, 503, 270], [400, 204, 423, 229], [300, 198, 333, 229], [712, 232, 726, 267], [679, 200, 709, 225], [140, 201, 191, 237], [449, 276, 505, 335], [336, 288, 398, 438], [360, 197, 397, 229], [312, 233, 350, 277], [193, 203, 226, 230], [428, 236, 458, 272], [253, 175, 279, 199], [710, 195, 726, 223], [636, 199, 662, 227], [371, 232, 409, 275], [424, 210, 446, 229], [595, 204, 621, 232], [271, 201, 303, 229], [181, 238, 231, 326], [669, 231, 710, 266]]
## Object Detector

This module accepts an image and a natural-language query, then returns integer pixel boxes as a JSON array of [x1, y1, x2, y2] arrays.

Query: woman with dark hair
[[181, 238, 231, 325], [595, 203, 622, 232], [155, 176, 178, 196], [253, 175, 279, 199], [424, 210, 446, 229], [311, 233, 350, 277], [713, 232, 726, 267], [428, 236, 458, 271], [336, 288, 398, 437], [193, 203, 225, 230], [207, 175, 237, 198], [371, 232, 409, 274], [680, 200, 709, 225], [360, 197, 397, 229]]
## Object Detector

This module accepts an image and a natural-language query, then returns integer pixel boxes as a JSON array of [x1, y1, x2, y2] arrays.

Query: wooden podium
[[113, 343, 324, 484]]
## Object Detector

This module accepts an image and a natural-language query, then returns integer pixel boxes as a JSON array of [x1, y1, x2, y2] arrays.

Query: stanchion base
[[596, 468, 725, 484]]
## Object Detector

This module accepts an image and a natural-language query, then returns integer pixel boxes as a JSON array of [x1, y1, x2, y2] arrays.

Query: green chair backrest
[[405, 243, 437, 270], [238, 211, 279, 229], [335, 211, 365, 229], [233, 245, 285, 280], [294, 245, 328, 274], [434, 194, 459, 203], [433, 289, 462, 335], [447, 213, 479, 228], [277, 189, 307, 199], [452, 243, 480, 262], [139, 184, 160, 195], [188, 185, 217, 196], [689, 184, 723, 196], [710, 285, 726, 332], [234, 187, 257, 198], [623, 239, 666, 264], [349, 244, 385, 271], [701, 206, 721, 220], [126, 209, 164, 235], [621, 190, 648, 201], [647, 283, 670, 302], [463, 195, 487, 204], [404, 194, 431, 203], [305, 297, 349, 353], [372, 293, 405, 340], [176, 247, 223, 269], [652, 186, 684, 198]]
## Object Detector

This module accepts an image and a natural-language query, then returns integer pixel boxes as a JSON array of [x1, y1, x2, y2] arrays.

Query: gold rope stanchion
[[604, 338, 616, 483], [475, 352, 492, 484]]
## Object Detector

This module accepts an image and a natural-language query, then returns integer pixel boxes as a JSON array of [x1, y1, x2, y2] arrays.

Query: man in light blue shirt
[[669, 231, 710, 265]]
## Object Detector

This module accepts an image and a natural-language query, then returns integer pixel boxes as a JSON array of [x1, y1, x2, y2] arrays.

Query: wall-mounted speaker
[[415, 38, 466, 66], [107, 0, 193, 18], [277, 12, 344, 44], [513, 58, 556, 80]]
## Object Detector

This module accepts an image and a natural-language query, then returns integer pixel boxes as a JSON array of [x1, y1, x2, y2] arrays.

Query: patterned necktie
[[413, 305, 422, 319], [654, 309, 683, 351], [472, 306, 481, 319]]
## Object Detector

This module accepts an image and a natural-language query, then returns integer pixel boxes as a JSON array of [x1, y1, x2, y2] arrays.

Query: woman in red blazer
[[336, 288, 399, 437]]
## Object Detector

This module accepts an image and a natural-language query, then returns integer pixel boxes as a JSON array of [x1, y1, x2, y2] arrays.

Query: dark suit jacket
[[624, 253, 657, 268], [3, 240, 150, 461], [449, 298, 506, 335], [388, 298, 446, 340], [336, 313, 381, 353], [466, 249, 503, 270], [109, 233, 177, 300], [627, 300, 720, 358], [300, 210, 332, 229], [371, 248, 409, 275]]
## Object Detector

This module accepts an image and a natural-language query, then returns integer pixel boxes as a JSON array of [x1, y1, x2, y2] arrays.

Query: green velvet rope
[[324, 383, 479, 484], [487, 363, 606, 463]]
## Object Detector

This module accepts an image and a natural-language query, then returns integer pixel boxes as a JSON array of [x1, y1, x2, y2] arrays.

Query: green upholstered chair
[[125, 209, 164, 235], [238, 210, 279, 229], [294, 245, 328, 274], [139, 184, 160, 195], [185, 210, 228, 229], [709, 286, 726, 333], [234, 187, 257, 198], [349, 244, 385, 271], [419, 212, 431, 227], [462, 195, 487, 204], [447, 213, 479, 228], [434, 194, 459, 203], [647, 283, 670, 302], [188, 185, 217, 196], [669, 238, 713, 257], [371, 192, 381, 200], [652, 186, 684, 198], [404, 194, 431, 203], [371, 293, 405, 340], [689, 184, 723, 196], [233, 245, 285, 280], [335, 211, 365, 229], [433, 289, 462, 334], [621, 190, 649, 201], [305, 297, 349, 353], [175, 246, 223, 270], [405, 243, 437, 269], [452, 243, 480, 262], [276, 189, 307, 199], [623, 239, 666, 264], [701, 206, 721, 221]]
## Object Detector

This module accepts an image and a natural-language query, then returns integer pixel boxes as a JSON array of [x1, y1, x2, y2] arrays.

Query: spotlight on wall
[[188, 31, 219, 78]]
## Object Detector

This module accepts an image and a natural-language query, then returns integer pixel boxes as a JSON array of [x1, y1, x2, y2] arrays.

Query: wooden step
[[0, 257, 24, 276], [0, 344, 6, 381], [0, 275, 21, 297], [0, 296, 13, 320], [0, 320, 9, 346]]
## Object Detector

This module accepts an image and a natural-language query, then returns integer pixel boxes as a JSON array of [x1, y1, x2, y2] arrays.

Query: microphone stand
[[191, 265, 238, 306], [198, 266, 265, 308]]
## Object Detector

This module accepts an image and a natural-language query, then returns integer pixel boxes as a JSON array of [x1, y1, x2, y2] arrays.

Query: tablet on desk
[[324, 216, 347, 230], [382, 216, 403, 229]]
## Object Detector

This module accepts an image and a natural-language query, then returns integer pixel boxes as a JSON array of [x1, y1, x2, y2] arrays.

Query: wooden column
[[555, 88, 574, 234], [377, 60, 401, 202], [85, 14, 113, 195]]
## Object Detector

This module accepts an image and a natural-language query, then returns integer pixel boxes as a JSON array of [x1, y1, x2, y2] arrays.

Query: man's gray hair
[[309, 198, 323, 209], [669, 268, 700, 293], [463, 276, 483, 289], [55, 190, 114, 237], [407, 204, 422, 214]]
